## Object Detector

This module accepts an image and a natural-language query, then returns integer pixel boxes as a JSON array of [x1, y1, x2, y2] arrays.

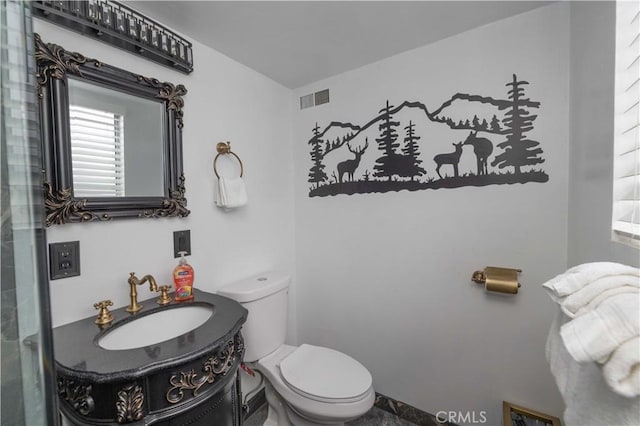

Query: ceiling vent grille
[[314, 89, 330, 105], [300, 93, 314, 109], [299, 89, 330, 109]]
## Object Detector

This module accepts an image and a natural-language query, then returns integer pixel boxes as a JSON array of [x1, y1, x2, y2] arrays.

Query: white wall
[[38, 2, 638, 424], [293, 4, 569, 425], [35, 20, 296, 331], [568, 1, 640, 268]]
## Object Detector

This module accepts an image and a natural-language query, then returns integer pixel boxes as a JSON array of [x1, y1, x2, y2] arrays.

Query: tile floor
[[244, 404, 443, 426]]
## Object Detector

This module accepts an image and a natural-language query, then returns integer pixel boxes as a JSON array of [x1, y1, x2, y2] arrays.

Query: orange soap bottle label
[[173, 252, 194, 301]]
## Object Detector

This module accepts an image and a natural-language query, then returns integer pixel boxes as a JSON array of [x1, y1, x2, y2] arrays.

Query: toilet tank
[[218, 271, 290, 362]]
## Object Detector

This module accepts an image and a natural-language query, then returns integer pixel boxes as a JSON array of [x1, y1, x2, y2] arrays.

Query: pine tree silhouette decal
[[491, 74, 544, 174], [490, 115, 502, 133], [373, 100, 401, 180], [308, 122, 327, 185], [305, 74, 547, 197], [401, 121, 426, 181]]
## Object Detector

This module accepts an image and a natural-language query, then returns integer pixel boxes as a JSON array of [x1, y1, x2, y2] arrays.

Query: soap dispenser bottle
[[173, 251, 194, 302]]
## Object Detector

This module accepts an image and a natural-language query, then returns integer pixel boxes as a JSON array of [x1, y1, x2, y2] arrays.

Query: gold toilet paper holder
[[472, 266, 522, 294]]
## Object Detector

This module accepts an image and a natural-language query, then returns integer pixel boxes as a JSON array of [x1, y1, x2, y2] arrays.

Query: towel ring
[[213, 142, 243, 178]]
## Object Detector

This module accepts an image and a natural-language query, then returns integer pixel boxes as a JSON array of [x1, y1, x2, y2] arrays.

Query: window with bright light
[[613, 0, 640, 247], [69, 105, 125, 197]]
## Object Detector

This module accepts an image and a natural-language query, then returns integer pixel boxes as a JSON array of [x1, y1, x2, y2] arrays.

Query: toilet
[[218, 271, 375, 426]]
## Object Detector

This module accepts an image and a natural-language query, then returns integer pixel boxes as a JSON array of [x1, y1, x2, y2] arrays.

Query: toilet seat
[[279, 344, 373, 403]]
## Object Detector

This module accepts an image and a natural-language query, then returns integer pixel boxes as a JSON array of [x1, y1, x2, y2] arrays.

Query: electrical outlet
[[49, 241, 80, 280], [173, 230, 191, 258]]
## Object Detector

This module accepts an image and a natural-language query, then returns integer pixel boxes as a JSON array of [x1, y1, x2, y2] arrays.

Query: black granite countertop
[[52, 289, 247, 383]]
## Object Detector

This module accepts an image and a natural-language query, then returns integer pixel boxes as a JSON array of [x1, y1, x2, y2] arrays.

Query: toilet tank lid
[[218, 271, 290, 303]]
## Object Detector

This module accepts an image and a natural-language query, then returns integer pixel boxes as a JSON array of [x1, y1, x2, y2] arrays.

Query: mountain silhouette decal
[[307, 74, 548, 197]]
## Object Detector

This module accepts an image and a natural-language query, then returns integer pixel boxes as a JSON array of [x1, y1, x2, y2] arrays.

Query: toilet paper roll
[[484, 266, 520, 294]]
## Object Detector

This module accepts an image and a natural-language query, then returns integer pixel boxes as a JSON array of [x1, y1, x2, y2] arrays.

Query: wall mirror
[[34, 33, 189, 226]]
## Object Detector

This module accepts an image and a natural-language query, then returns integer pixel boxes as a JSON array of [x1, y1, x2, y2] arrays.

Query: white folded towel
[[547, 309, 640, 423], [562, 274, 640, 318], [216, 176, 248, 210], [542, 262, 640, 304], [560, 293, 640, 363], [603, 336, 640, 398]]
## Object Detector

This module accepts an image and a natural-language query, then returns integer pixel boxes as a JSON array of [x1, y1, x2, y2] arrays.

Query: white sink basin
[[98, 305, 213, 350]]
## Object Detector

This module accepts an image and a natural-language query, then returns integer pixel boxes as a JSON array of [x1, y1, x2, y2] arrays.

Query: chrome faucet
[[127, 272, 159, 313]]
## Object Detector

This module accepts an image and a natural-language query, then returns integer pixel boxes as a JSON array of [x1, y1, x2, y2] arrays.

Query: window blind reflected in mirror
[[69, 105, 125, 197]]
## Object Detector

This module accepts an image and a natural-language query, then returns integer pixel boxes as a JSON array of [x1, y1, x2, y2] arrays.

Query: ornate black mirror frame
[[34, 33, 190, 226]]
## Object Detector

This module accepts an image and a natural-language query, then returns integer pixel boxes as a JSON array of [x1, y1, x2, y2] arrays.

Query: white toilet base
[[263, 381, 346, 426], [263, 381, 291, 426]]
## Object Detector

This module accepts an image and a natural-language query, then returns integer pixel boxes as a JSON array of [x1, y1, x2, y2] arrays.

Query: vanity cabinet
[[53, 290, 247, 425]]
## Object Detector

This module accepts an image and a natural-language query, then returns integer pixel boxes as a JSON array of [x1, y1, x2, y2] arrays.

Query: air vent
[[300, 93, 314, 109], [314, 89, 330, 105], [299, 89, 330, 109]]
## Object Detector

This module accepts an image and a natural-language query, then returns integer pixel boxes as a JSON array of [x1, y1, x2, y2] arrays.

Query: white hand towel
[[560, 293, 640, 363], [561, 274, 640, 318], [215, 180, 223, 206], [216, 178, 226, 206], [603, 336, 640, 398], [215, 179, 225, 207], [547, 310, 640, 423], [216, 176, 248, 209], [542, 262, 640, 303]]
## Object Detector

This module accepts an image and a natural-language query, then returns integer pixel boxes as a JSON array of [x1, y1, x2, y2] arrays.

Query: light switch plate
[[49, 241, 80, 280], [173, 230, 191, 258]]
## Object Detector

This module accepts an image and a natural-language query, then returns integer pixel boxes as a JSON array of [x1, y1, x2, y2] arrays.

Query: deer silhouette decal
[[463, 131, 493, 176], [434, 142, 464, 179], [337, 139, 369, 183], [307, 75, 548, 197]]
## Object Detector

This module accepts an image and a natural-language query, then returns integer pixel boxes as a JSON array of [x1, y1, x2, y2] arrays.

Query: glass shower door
[[1, 1, 58, 424]]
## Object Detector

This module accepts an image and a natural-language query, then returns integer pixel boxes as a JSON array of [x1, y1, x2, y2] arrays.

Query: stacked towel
[[546, 310, 640, 426], [543, 262, 640, 398], [561, 275, 640, 318], [215, 176, 248, 210], [560, 293, 639, 363], [542, 262, 639, 315], [603, 336, 640, 399]]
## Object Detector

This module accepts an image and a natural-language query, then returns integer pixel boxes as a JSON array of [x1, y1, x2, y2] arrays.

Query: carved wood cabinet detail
[[57, 333, 244, 425]]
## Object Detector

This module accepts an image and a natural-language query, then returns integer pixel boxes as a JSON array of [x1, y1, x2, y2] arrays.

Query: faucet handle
[[93, 300, 114, 326], [157, 285, 172, 306]]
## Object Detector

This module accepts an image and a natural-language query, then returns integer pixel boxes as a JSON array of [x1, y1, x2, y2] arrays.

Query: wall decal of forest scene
[[307, 74, 548, 197]]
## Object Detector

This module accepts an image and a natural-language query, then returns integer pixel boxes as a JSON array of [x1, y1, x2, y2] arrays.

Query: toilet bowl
[[218, 272, 375, 425], [256, 344, 375, 425]]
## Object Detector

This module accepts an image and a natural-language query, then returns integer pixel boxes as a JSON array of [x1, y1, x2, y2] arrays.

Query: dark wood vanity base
[[53, 290, 247, 425]]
